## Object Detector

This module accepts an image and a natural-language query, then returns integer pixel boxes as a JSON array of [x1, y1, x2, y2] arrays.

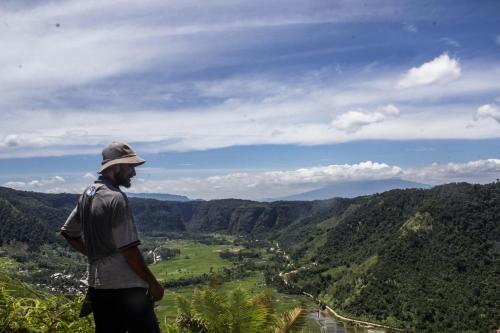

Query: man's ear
[[110, 164, 122, 174], [102, 164, 120, 177]]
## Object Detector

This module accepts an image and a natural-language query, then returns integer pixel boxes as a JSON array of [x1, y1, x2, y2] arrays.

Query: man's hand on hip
[[148, 280, 164, 302], [121, 245, 165, 302]]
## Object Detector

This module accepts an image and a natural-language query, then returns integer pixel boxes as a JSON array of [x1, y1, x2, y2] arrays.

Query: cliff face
[[0, 188, 319, 244], [225, 201, 316, 234], [183, 200, 318, 234], [185, 199, 250, 232], [0, 185, 329, 246]]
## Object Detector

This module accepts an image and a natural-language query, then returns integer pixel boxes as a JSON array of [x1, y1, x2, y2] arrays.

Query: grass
[[155, 286, 193, 324], [217, 272, 314, 314], [0, 256, 18, 272], [149, 240, 236, 281], [148, 238, 323, 331], [0, 256, 14, 265]]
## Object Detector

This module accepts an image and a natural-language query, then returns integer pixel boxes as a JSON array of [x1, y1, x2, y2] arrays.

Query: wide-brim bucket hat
[[98, 142, 145, 173]]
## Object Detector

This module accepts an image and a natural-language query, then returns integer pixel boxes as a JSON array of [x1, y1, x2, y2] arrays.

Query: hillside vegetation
[[272, 183, 500, 332], [0, 183, 499, 331]]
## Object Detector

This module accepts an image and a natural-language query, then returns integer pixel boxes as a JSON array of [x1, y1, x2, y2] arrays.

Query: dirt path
[[302, 292, 406, 332]]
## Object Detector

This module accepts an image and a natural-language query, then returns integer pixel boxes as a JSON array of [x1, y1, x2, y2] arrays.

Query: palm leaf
[[174, 292, 192, 318], [273, 307, 307, 333], [228, 288, 270, 333], [192, 289, 230, 333], [251, 293, 275, 330], [228, 288, 247, 333]]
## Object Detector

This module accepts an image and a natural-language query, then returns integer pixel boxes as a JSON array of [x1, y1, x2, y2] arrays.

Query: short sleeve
[[60, 206, 82, 239], [110, 194, 141, 250]]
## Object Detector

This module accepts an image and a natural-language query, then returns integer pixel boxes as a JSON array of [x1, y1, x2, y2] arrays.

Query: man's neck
[[98, 175, 118, 188]]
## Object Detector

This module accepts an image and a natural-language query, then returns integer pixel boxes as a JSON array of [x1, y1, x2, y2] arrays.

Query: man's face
[[115, 164, 136, 188]]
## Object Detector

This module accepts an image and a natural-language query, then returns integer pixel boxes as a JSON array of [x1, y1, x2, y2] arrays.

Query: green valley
[[0, 183, 499, 332]]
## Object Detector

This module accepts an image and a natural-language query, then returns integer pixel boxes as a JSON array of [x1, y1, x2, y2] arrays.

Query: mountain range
[[0, 183, 498, 332], [271, 179, 431, 201], [127, 192, 191, 201]]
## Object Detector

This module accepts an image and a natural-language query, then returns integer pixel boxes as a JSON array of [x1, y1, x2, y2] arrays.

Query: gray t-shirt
[[61, 178, 148, 289]]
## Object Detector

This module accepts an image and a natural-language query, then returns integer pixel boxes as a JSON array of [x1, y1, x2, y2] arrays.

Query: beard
[[115, 168, 132, 188]]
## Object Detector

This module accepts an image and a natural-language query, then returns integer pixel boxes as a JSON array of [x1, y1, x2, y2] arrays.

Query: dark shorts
[[89, 287, 161, 333]]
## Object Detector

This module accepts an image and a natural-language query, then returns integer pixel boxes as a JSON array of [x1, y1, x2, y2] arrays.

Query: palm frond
[[228, 288, 247, 333], [176, 314, 208, 333], [228, 288, 271, 333], [251, 293, 275, 328], [192, 288, 230, 333], [174, 292, 192, 318], [273, 307, 307, 333]]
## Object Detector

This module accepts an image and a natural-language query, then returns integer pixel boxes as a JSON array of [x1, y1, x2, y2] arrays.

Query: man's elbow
[[61, 233, 87, 256], [120, 244, 142, 261], [60, 230, 80, 241]]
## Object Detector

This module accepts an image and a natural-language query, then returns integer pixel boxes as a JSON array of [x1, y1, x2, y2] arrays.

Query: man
[[61, 142, 164, 333]]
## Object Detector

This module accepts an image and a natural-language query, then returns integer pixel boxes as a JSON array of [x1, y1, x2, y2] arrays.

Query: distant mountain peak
[[127, 192, 191, 202], [270, 178, 431, 201]]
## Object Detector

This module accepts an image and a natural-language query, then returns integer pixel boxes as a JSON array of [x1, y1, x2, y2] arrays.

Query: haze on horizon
[[1, 0, 500, 200]]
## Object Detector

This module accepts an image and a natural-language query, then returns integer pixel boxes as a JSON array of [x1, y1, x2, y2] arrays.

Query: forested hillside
[[0, 187, 328, 247], [0, 187, 74, 249], [271, 183, 500, 332], [0, 183, 499, 331]]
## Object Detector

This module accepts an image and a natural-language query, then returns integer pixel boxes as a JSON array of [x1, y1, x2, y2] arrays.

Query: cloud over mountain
[[4, 159, 500, 200]]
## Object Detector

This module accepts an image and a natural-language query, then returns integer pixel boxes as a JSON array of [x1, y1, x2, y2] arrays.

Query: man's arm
[[61, 205, 86, 255], [121, 246, 164, 301], [62, 235, 87, 256]]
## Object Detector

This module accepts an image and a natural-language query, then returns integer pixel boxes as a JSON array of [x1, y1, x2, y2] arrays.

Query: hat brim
[[98, 156, 145, 173]]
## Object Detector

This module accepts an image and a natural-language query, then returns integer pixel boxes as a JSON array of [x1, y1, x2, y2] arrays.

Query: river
[[306, 311, 388, 333]]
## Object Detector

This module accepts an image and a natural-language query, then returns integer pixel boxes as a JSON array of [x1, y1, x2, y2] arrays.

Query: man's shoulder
[[80, 182, 123, 204], [96, 184, 129, 208], [96, 183, 124, 197]]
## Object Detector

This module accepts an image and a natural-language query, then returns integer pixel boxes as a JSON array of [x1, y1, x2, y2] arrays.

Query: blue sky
[[1, 0, 500, 199]]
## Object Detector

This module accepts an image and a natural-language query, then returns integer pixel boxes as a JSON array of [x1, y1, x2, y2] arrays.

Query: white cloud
[[0, 62, 499, 158], [263, 161, 403, 185], [4, 175, 65, 190], [0, 2, 498, 158], [130, 161, 405, 199], [0, 130, 108, 150], [403, 23, 417, 33], [0, 0, 404, 100], [127, 159, 500, 199], [474, 104, 500, 123], [398, 53, 461, 88], [83, 172, 96, 180], [332, 104, 400, 133], [4, 159, 499, 199], [4, 181, 27, 188], [440, 37, 460, 48], [2, 134, 21, 147], [407, 159, 500, 184], [0, 133, 56, 148]]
